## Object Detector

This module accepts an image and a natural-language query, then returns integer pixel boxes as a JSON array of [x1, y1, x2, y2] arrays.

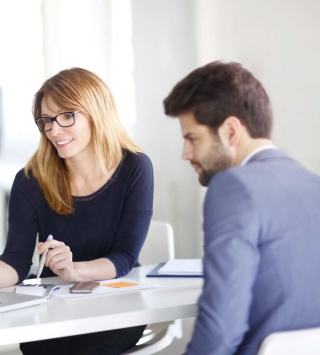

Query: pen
[[37, 234, 53, 280]]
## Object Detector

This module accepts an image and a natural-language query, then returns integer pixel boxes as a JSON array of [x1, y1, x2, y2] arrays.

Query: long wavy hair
[[25, 67, 141, 215]]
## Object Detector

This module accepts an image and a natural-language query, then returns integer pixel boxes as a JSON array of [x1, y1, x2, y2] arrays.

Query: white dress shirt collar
[[240, 145, 277, 166]]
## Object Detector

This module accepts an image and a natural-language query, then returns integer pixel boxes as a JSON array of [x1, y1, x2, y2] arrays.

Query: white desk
[[0, 265, 202, 346]]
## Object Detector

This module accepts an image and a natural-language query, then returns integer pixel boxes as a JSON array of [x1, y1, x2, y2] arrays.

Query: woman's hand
[[38, 239, 76, 281], [38, 239, 117, 282]]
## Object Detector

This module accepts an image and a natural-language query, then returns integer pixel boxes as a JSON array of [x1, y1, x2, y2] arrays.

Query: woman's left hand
[[38, 239, 77, 281]]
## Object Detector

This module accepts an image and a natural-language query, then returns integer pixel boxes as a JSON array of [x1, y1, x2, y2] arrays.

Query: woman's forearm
[[0, 261, 19, 288], [73, 258, 117, 282]]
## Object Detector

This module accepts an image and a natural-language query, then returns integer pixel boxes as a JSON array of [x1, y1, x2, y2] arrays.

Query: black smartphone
[[69, 281, 100, 294]]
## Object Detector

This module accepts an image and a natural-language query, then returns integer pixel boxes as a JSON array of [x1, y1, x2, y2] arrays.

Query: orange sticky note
[[102, 282, 138, 288]]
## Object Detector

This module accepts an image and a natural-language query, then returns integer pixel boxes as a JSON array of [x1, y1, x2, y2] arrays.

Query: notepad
[[16, 284, 61, 298], [158, 259, 203, 276]]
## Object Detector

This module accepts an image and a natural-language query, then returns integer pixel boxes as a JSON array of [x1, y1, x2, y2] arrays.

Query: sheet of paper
[[158, 259, 203, 275], [52, 278, 162, 298], [102, 281, 138, 288]]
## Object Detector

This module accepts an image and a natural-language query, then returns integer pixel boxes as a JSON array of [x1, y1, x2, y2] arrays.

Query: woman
[[0, 68, 153, 355]]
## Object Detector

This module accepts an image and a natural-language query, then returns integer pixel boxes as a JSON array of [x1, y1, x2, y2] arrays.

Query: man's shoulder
[[206, 153, 320, 208], [208, 151, 309, 190], [205, 168, 254, 211], [207, 165, 254, 192]]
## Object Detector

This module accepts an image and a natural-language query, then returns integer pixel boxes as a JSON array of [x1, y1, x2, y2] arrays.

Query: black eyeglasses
[[35, 111, 81, 132]]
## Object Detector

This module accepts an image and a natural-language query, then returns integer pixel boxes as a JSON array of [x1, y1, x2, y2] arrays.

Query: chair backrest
[[257, 327, 320, 355], [139, 220, 175, 265]]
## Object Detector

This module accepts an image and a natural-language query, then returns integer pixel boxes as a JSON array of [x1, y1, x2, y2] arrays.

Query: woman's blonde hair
[[25, 67, 141, 215]]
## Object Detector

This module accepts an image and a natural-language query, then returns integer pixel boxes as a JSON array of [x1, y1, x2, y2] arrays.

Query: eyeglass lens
[[37, 113, 75, 131]]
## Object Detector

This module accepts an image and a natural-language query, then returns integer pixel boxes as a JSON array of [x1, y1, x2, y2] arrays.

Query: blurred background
[[0, 0, 320, 259]]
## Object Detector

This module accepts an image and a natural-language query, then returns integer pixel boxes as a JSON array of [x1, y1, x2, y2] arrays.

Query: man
[[163, 61, 320, 355]]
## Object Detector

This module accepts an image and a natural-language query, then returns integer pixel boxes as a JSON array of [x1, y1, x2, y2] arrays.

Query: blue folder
[[146, 262, 203, 278]]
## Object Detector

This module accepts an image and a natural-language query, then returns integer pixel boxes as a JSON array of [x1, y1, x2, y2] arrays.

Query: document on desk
[[52, 278, 162, 298], [16, 283, 69, 298], [147, 259, 203, 277]]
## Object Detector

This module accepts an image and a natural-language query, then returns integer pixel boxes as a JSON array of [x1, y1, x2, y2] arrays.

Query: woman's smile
[[55, 139, 74, 148]]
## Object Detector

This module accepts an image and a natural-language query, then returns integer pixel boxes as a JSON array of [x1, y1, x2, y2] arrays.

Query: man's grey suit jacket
[[186, 149, 320, 355]]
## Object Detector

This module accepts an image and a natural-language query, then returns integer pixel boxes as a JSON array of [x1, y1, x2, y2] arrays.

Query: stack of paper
[[158, 259, 203, 276]]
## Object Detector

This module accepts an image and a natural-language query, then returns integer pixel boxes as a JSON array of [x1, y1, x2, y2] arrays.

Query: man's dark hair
[[163, 61, 273, 138]]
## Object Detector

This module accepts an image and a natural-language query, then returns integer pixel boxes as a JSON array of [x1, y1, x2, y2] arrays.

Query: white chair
[[123, 220, 183, 355], [257, 327, 320, 355], [138, 220, 175, 265]]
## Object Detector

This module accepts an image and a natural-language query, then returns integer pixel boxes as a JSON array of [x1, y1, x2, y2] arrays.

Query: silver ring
[[57, 254, 61, 262]]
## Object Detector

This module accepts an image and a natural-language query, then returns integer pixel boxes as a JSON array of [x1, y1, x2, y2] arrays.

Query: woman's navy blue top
[[0, 152, 154, 283]]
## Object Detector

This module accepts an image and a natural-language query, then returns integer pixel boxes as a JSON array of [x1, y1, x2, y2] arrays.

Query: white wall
[[42, 0, 112, 94], [0, 0, 44, 163], [195, 0, 320, 174], [132, 0, 204, 258]]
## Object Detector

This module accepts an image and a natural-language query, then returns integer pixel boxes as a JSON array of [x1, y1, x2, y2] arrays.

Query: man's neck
[[233, 138, 274, 166]]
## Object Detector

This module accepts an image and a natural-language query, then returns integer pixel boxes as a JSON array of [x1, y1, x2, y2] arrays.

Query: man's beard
[[195, 141, 233, 187]]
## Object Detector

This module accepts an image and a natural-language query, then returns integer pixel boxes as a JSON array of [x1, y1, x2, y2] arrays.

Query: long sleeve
[[0, 170, 39, 282], [106, 153, 154, 277], [186, 169, 260, 355]]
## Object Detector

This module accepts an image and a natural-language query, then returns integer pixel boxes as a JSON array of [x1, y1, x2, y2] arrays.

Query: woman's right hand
[[38, 239, 76, 281]]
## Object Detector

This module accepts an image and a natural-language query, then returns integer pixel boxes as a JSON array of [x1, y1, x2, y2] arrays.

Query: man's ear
[[217, 116, 243, 148]]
